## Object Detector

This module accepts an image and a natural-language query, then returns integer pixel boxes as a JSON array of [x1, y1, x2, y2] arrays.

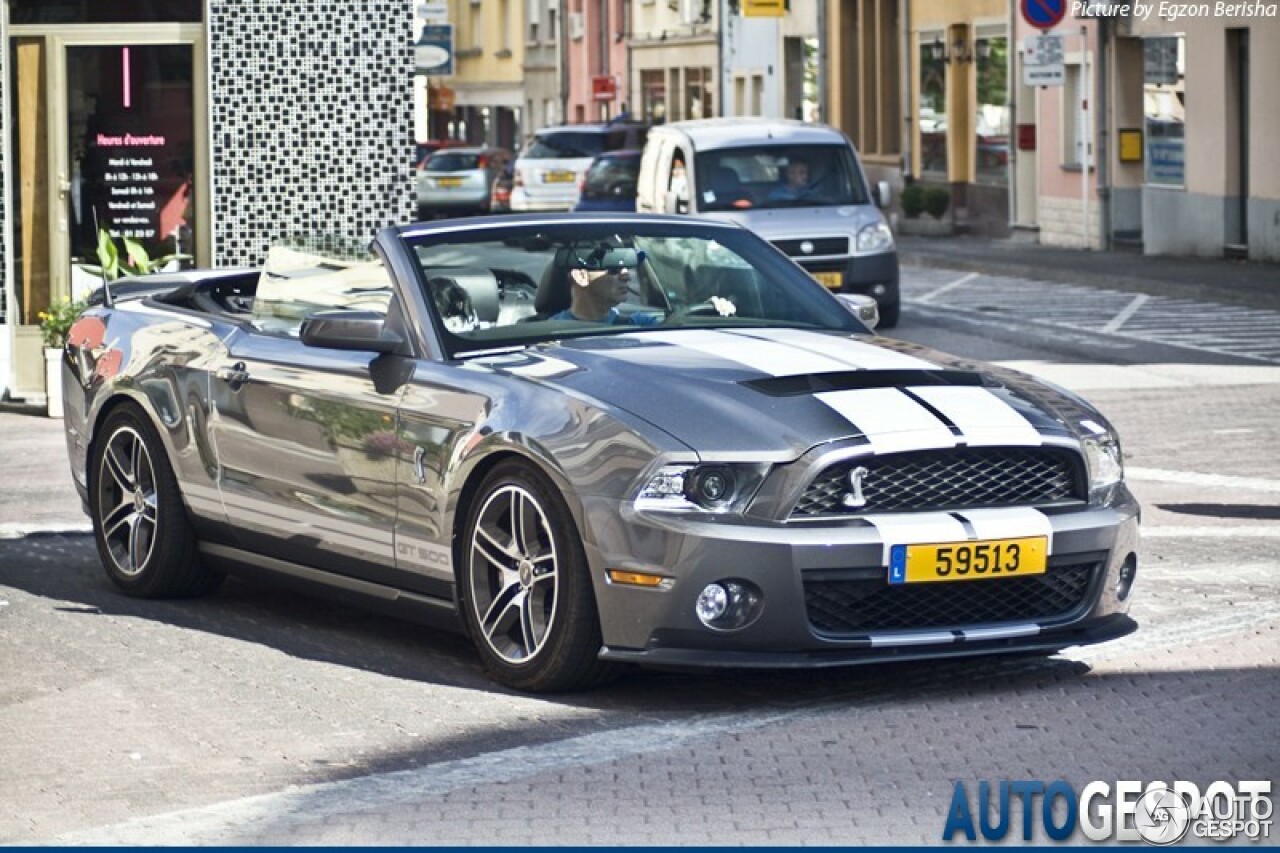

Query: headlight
[[1081, 420, 1124, 503], [856, 221, 895, 253], [635, 463, 769, 514]]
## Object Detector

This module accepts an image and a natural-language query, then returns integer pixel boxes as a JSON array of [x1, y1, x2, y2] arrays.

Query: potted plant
[[38, 297, 87, 418]]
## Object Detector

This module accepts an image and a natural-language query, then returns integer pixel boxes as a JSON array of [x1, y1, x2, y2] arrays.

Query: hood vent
[[742, 369, 995, 398]]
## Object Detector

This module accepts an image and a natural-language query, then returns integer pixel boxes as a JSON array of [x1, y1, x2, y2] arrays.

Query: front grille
[[792, 447, 1082, 517], [772, 237, 849, 257], [805, 561, 1098, 634]]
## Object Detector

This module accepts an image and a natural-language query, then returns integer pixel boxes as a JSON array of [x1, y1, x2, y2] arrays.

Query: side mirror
[[876, 180, 892, 209], [300, 310, 404, 354], [834, 293, 879, 330]]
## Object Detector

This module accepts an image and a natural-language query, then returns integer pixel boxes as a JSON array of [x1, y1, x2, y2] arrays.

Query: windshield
[[406, 222, 865, 357], [693, 144, 869, 212], [581, 155, 640, 200], [426, 152, 481, 172], [524, 132, 605, 159]]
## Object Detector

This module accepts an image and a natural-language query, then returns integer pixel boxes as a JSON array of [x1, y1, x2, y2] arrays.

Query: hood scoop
[[742, 369, 996, 398]]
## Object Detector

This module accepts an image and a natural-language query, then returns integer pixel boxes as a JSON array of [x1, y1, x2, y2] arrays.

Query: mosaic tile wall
[[208, 1, 416, 267]]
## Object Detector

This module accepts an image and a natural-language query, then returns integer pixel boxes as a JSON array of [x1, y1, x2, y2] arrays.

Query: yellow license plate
[[545, 170, 576, 183], [812, 271, 843, 290], [888, 537, 1048, 585], [435, 177, 463, 188]]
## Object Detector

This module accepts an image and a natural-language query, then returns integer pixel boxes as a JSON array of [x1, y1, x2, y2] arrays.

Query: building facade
[[2, 0, 414, 402], [522, 0, 562, 137], [1114, 12, 1278, 261], [564, 0, 628, 123], [720, 0, 819, 122], [446, 0, 525, 147], [629, 0, 718, 124]]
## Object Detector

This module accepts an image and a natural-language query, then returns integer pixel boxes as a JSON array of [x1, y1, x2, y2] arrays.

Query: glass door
[[6, 25, 205, 399]]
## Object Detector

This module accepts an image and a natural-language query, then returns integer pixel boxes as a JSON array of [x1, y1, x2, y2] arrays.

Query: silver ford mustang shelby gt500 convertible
[[61, 214, 1138, 691]]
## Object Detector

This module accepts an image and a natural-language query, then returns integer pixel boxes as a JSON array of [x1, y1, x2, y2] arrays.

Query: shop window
[[685, 67, 713, 120], [8, 0, 201, 23], [1143, 36, 1185, 187], [641, 69, 666, 124], [974, 34, 1009, 185], [918, 32, 947, 176]]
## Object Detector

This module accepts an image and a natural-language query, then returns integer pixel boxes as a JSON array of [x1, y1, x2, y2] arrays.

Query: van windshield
[[693, 144, 869, 212]]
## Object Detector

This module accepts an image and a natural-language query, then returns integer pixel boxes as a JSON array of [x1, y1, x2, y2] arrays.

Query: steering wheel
[[661, 300, 726, 325]]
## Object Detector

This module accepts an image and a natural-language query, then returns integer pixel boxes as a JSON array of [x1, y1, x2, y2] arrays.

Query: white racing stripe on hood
[[908, 385, 1042, 447], [738, 328, 938, 370], [817, 388, 957, 454], [865, 507, 1055, 565], [863, 512, 969, 565], [955, 507, 1055, 554], [640, 329, 849, 375]]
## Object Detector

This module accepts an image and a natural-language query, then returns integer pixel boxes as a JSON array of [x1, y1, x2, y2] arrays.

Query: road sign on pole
[[1022, 33, 1065, 86], [1020, 0, 1067, 30]]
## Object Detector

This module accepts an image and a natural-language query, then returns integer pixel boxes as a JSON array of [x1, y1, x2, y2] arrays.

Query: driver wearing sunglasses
[[549, 245, 662, 326]]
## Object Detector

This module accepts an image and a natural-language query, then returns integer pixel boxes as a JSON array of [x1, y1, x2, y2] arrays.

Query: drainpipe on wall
[[717, 0, 726, 116], [0, 0, 13, 399], [816, 0, 827, 123], [1006, 0, 1017, 228], [901, 0, 912, 178], [624, 0, 633, 113], [558, 0, 568, 124], [1096, 17, 1111, 250]]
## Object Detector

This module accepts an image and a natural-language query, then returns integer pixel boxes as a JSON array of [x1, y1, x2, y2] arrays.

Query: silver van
[[636, 118, 899, 326]]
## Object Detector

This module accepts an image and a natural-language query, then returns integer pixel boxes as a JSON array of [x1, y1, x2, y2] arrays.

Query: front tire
[[90, 405, 223, 598], [459, 461, 615, 692]]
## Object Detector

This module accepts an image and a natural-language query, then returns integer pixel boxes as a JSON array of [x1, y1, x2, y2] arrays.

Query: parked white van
[[636, 118, 900, 326]]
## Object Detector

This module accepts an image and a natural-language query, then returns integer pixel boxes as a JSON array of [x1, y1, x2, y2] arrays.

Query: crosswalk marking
[[902, 267, 1280, 364]]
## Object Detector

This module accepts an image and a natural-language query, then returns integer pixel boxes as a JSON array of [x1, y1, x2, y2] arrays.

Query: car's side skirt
[[197, 542, 463, 632]]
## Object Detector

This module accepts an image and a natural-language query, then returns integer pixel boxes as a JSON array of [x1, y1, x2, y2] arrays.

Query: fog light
[[1117, 554, 1137, 601], [871, 283, 888, 296], [694, 579, 764, 630], [696, 583, 729, 624]]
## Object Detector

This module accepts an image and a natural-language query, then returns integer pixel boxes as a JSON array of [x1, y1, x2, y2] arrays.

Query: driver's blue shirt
[[549, 307, 662, 325]]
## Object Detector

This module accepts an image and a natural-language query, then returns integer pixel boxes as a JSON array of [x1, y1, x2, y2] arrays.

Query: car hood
[[697, 204, 883, 238], [469, 328, 1093, 461]]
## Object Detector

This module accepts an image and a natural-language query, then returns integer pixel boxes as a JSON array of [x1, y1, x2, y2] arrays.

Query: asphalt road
[[1, 266, 1276, 844]]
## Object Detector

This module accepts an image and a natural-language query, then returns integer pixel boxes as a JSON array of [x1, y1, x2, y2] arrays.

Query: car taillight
[[514, 169, 524, 188], [478, 154, 489, 169]]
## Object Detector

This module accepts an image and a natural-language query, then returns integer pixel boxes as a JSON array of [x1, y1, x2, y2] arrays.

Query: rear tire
[[90, 404, 223, 598], [458, 461, 617, 692]]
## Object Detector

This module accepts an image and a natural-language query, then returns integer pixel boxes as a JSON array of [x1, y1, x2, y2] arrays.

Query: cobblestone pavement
[[901, 266, 1280, 365], [1, 268, 1277, 845]]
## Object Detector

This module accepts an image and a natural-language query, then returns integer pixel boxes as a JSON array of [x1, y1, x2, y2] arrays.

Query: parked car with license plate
[[511, 121, 649, 212], [62, 214, 1138, 693], [417, 146, 511, 218], [573, 149, 642, 213]]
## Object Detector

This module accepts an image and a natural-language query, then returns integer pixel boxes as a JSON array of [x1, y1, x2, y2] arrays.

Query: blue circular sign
[[1021, 0, 1066, 29]]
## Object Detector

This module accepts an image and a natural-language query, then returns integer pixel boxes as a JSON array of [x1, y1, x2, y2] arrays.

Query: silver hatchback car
[[416, 146, 511, 218]]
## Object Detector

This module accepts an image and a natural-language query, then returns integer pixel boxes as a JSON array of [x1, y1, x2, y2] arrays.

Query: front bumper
[[585, 486, 1140, 668], [795, 250, 899, 298]]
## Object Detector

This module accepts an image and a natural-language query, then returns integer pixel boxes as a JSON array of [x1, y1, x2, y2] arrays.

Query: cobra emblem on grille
[[842, 465, 869, 508]]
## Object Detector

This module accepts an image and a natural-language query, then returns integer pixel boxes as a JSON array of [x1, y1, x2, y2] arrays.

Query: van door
[[636, 137, 668, 212]]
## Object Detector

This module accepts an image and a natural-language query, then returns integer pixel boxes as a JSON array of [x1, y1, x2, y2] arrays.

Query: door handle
[[216, 362, 250, 387]]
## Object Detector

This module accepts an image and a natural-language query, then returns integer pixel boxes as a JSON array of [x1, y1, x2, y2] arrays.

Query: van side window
[[669, 146, 690, 203]]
